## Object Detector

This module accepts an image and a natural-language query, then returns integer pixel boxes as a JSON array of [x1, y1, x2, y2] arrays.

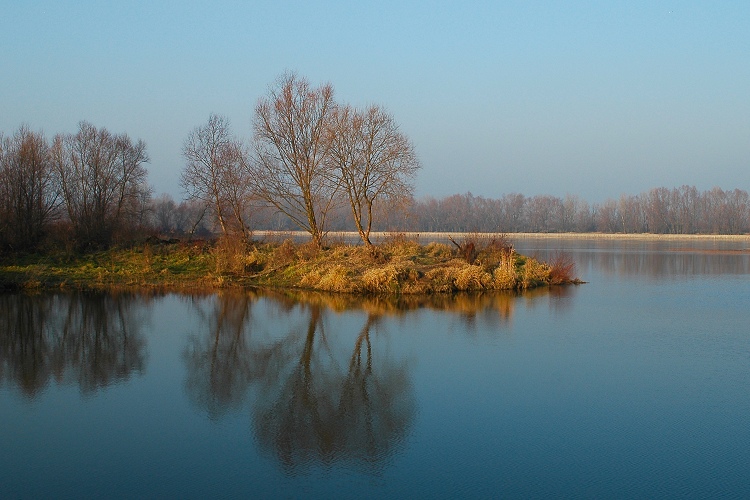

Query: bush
[[362, 264, 408, 293], [302, 264, 353, 292], [211, 236, 248, 274], [492, 266, 517, 290], [520, 259, 551, 289], [380, 232, 421, 257], [549, 252, 577, 285]]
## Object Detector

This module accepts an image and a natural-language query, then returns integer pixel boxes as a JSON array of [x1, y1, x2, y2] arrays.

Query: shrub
[[549, 252, 577, 285], [362, 264, 407, 293], [295, 240, 320, 261], [492, 266, 517, 290], [267, 239, 298, 267], [211, 236, 247, 274], [423, 266, 459, 293], [380, 232, 421, 258], [311, 265, 353, 292], [454, 264, 491, 291], [520, 259, 551, 289], [424, 242, 453, 260], [450, 233, 514, 265]]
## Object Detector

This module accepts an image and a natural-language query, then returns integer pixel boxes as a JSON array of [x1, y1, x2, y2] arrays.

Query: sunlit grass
[[0, 235, 581, 293]]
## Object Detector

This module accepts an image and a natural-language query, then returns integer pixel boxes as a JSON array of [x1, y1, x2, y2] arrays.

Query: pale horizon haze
[[2, 1, 748, 203]]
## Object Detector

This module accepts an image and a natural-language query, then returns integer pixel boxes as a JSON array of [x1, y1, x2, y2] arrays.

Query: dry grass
[[362, 264, 408, 293], [211, 236, 248, 274], [226, 237, 576, 294], [0, 235, 581, 294]]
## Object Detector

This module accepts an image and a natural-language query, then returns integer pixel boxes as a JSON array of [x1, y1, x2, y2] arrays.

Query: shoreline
[[0, 237, 581, 293], [254, 231, 750, 242]]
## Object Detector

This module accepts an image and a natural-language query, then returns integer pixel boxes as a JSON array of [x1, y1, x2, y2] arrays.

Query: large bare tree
[[52, 121, 150, 249], [328, 105, 420, 247], [180, 114, 252, 238], [252, 73, 339, 247], [0, 125, 59, 249]]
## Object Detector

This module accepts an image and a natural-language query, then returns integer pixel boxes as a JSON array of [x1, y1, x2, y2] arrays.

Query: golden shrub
[[211, 236, 247, 275], [423, 261, 469, 292], [520, 259, 551, 289], [317, 265, 354, 292], [362, 264, 406, 293], [299, 269, 322, 288], [454, 264, 491, 291], [492, 266, 517, 290]]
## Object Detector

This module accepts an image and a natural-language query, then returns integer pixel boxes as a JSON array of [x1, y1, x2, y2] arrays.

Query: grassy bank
[[256, 230, 750, 242], [0, 234, 581, 293]]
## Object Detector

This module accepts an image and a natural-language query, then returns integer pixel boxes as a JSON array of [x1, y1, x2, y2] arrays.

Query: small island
[[0, 73, 585, 294], [0, 234, 580, 294]]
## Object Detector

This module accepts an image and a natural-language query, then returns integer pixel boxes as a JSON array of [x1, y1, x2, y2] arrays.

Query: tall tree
[[0, 125, 59, 249], [52, 121, 150, 249], [328, 105, 420, 247], [181, 114, 252, 238], [252, 72, 339, 247]]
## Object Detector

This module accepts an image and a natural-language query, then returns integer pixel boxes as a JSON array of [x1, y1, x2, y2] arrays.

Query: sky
[[2, 0, 749, 202]]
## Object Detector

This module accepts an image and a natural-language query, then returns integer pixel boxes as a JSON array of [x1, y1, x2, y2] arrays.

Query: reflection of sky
[[512, 237, 750, 279], [2, 240, 750, 497]]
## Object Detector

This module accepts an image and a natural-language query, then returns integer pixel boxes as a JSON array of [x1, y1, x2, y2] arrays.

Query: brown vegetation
[[0, 235, 581, 294], [195, 233, 580, 293]]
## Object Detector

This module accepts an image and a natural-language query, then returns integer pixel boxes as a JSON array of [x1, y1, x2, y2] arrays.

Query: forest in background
[[2, 117, 748, 254], [149, 185, 750, 237], [2, 72, 748, 253], [2, 119, 749, 253]]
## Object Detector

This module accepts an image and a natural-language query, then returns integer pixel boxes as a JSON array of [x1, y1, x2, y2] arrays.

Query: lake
[[1, 237, 749, 498]]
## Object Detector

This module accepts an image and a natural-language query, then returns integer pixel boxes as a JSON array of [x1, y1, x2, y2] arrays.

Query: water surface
[[1, 238, 749, 497]]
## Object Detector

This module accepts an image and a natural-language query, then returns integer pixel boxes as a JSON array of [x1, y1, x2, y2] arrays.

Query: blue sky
[[2, 1, 749, 201]]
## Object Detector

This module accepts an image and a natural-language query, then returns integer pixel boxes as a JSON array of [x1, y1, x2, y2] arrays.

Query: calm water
[[1, 238, 749, 498]]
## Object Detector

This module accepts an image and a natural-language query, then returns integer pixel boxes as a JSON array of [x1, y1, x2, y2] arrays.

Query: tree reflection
[[181, 290, 417, 471], [0, 292, 147, 397], [337, 314, 413, 466], [252, 307, 414, 471], [182, 287, 565, 471], [277, 289, 525, 331], [183, 290, 282, 419]]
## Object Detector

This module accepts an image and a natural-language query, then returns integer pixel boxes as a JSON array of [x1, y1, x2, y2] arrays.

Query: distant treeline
[[401, 186, 750, 234], [150, 185, 750, 237], [2, 117, 748, 255]]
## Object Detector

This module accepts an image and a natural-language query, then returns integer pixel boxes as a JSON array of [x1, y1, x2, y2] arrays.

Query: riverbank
[[256, 230, 750, 243], [0, 235, 581, 293]]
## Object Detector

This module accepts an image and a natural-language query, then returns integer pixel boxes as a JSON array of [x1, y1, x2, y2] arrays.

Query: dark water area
[[1, 238, 749, 498]]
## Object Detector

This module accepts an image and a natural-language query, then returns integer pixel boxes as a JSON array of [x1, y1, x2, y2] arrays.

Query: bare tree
[[252, 73, 339, 247], [52, 121, 150, 249], [500, 193, 527, 232], [180, 114, 252, 239], [0, 126, 59, 249], [328, 105, 420, 247], [147, 193, 178, 236]]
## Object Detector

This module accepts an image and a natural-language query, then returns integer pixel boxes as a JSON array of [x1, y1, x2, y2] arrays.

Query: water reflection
[[584, 250, 750, 278], [252, 306, 414, 472], [275, 289, 527, 331], [516, 238, 750, 279], [0, 291, 147, 397], [182, 287, 575, 471], [183, 290, 277, 419], [183, 291, 417, 471]]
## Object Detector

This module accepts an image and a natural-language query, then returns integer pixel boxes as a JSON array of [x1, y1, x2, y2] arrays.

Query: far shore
[[254, 231, 750, 243]]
